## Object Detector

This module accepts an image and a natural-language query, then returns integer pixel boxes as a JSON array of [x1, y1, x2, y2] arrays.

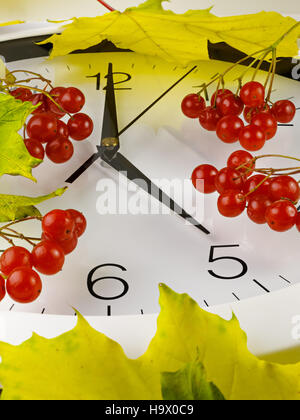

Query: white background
[[0, 0, 299, 22]]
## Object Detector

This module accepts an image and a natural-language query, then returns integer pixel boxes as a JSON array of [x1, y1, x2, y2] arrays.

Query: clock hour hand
[[100, 151, 210, 235]]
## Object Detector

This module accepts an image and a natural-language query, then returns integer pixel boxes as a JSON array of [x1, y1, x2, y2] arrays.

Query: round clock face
[[0, 31, 299, 317]]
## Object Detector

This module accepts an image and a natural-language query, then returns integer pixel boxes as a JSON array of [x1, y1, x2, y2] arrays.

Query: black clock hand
[[99, 62, 120, 161], [66, 63, 119, 183], [99, 151, 210, 235], [65, 66, 197, 184]]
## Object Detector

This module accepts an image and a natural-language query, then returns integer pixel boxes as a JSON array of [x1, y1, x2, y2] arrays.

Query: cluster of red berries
[[11, 86, 94, 165], [0, 209, 86, 304], [192, 150, 300, 233], [182, 81, 296, 151]]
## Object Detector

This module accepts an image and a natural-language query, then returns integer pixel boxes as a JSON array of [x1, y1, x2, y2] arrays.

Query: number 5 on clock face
[[1, 41, 299, 316]]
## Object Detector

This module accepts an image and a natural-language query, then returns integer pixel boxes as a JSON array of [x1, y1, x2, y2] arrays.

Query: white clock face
[[0, 36, 299, 317]]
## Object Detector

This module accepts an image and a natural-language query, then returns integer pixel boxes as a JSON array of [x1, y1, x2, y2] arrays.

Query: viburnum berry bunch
[[1, 70, 94, 165], [181, 25, 298, 152], [0, 209, 87, 304], [192, 152, 300, 233]]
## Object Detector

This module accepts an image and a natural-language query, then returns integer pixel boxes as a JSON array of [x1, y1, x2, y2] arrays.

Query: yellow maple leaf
[[0, 21, 23, 26], [0, 313, 160, 400], [1, 285, 300, 400], [42, 0, 300, 65], [142, 285, 300, 400]]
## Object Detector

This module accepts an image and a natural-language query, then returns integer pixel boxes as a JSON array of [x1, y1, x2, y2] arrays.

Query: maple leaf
[[0, 188, 66, 222], [0, 21, 23, 26], [1, 285, 300, 400], [42, 0, 300, 65], [0, 93, 40, 181], [0, 312, 161, 400], [161, 360, 225, 400], [143, 285, 300, 400]]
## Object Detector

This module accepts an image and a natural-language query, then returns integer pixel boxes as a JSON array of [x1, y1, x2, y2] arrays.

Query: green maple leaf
[[0, 93, 41, 181], [42, 0, 300, 64], [0, 188, 66, 222], [1, 285, 300, 400], [161, 360, 225, 400]]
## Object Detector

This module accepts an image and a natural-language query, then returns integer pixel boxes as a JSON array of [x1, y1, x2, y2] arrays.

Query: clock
[[0, 21, 300, 360]]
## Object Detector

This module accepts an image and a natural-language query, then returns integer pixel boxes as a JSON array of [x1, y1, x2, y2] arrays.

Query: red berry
[[42, 232, 78, 255], [219, 94, 244, 116], [55, 120, 69, 140], [215, 167, 245, 194], [47, 87, 67, 117], [68, 113, 94, 141], [66, 209, 87, 238], [24, 138, 45, 163], [0, 246, 33, 277], [268, 176, 300, 203], [243, 175, 272, 200], [7, 267, 42, 304], [31, 93, 48, 114], [46, 137, 74, 164], [218, 190, 246, 218], [243, 103, 271, 123], [247, 194, 273, 224], [199, 107, 223, 131], [26, 113, 58, 143], [191, 164, 218, 194], [265, 200, 297, 232], [0, 275, 6, 302], [211, 89, 233, 108], [227, 150, 255, 177], [272, 100, 296, 123], [32, 240, 65, 276], [239, 125, 266, 151], [58, 234, 78, 255], [252, 113, 278, 140], [42, 209, 75, 241], [181, 94, 206, 119], [240, 82, 265, 107], [11, 88, 32, 102], [216, 115, 244, 143], [59, 87, 85, 114]]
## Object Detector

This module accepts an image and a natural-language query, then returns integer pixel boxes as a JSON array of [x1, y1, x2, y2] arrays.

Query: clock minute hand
[[99, 62, 120, 161], [65, 63, 119, 183], [99, 151, 210, 235]]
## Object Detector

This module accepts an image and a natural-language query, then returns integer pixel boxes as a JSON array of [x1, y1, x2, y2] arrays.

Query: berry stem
[[244, 174, 273, 199], [197, 22, 300, 99], [197, 48, 268, 95], [251, 51, 269, 81], [5, 70, 53, 88], [0, 216, 42, 234], [97, 0, 115, 11], [271, 21, 300, 49], [266, 49, 277, 102], [4, 83, 70, 117], [3, 228, 41, 246], [0, 232, 15, 247], [237, 154, 300, 178]]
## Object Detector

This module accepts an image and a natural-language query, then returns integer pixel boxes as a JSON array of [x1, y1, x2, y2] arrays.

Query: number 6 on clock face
[[0, 30, 299, 316]]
